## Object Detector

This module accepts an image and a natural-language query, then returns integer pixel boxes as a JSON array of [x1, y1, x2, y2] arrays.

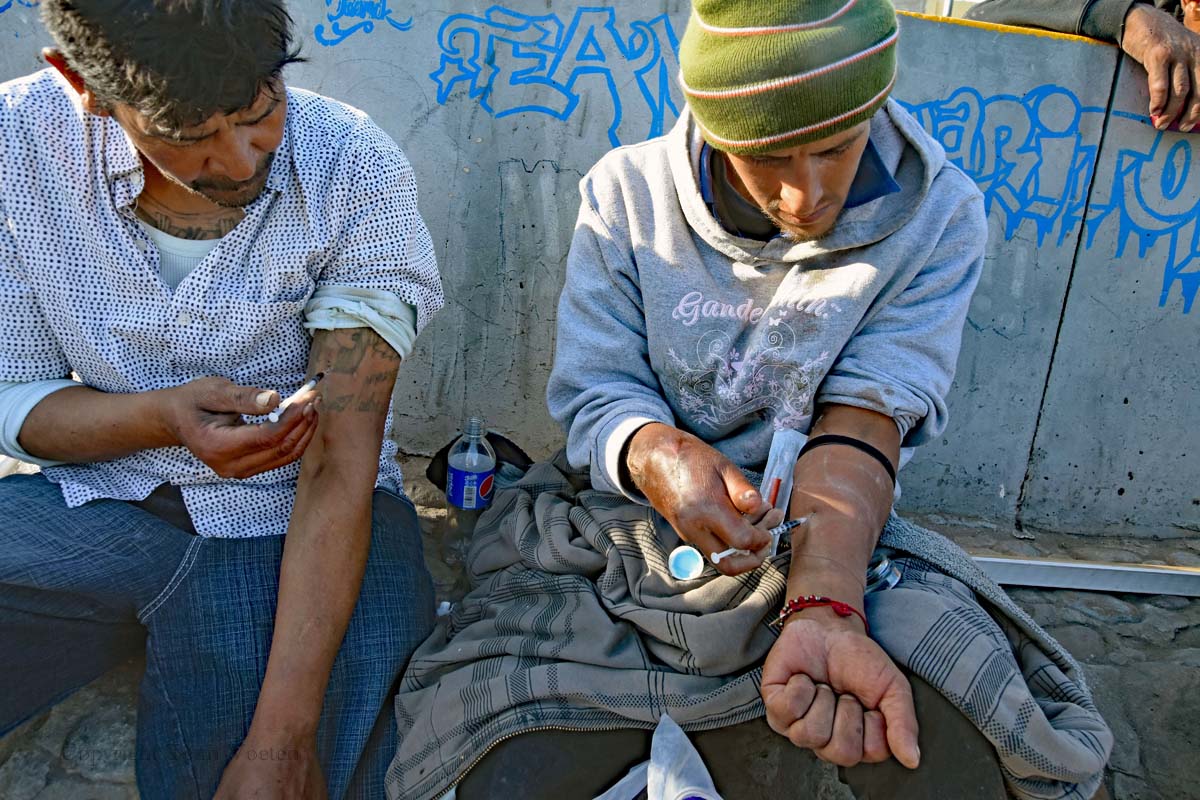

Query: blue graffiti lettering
[[430, 5, 682, 147], [314, 0, 412, 47], [903, 86, 1199, 313], [901, 85, 1105, 250], [1086, 113, 1200, 312], [0, 0, 39, 15]]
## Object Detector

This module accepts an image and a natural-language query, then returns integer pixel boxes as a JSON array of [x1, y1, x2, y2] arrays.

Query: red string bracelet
[[772, 595, 869, 635]]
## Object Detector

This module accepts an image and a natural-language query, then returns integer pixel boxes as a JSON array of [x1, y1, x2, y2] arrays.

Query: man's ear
[[42, 48, 110, 117]]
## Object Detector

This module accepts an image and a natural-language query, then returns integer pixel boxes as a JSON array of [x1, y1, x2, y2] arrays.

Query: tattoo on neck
[[135, 196, 243, 240]]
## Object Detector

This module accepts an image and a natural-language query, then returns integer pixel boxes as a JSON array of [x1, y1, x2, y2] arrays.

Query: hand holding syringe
[[710, 516, 808, 564], [267, 373, 324, 423]]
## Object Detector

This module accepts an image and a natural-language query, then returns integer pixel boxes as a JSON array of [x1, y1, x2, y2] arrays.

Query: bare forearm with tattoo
[[246, 327, 401, 738]]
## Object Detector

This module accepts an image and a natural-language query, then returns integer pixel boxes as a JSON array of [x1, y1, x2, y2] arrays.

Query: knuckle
[[765, 714, 789, 738], [764, 700, 789, 728], [823, 747, 858, 768], [788, 725, 819, 750]]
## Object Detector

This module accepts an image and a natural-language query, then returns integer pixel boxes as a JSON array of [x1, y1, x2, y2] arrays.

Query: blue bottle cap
[[668, 546, 705, 580]]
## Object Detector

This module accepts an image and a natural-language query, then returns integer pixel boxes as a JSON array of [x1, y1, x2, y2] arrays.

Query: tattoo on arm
[[309, 330, 401, 416]]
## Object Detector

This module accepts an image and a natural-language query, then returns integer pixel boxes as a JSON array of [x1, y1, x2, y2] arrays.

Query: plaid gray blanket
[[387, 455, 1112, 800]]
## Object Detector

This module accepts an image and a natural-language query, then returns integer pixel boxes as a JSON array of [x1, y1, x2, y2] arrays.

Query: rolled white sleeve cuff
[[303, 286, 419, 360], [0, 378, 80, 467]]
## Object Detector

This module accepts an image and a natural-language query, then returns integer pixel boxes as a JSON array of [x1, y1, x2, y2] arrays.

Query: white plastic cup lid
[[668, 545, 705, 580]]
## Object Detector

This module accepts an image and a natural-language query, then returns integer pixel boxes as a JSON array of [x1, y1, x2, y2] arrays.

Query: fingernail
[[255, 391, 274, 408], [1183, 122, 1195, 132]]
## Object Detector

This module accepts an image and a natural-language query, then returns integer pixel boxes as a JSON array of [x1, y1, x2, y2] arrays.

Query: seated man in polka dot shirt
[[0, 2, 442, 798]]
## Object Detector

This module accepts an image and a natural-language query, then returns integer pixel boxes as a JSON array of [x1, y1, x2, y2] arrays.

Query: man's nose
[[210, 133, 259, 182], [779, 167, 821, 216]]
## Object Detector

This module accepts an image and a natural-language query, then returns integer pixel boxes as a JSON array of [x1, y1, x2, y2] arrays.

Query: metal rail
[[973, 556, 1200, 596]]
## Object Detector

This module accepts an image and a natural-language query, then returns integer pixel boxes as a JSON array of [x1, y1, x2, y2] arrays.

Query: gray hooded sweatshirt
[[547, 100, 986, 498]]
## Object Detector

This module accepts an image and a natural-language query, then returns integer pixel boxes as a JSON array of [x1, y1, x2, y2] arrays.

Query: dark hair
[[42, 0, 304, 135]]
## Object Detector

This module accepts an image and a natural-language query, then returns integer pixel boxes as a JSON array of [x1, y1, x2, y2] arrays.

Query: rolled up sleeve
[[319, 132, 443, 338]]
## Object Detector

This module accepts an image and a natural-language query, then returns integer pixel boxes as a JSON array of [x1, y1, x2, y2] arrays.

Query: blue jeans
[[0, 473, 434, 799]]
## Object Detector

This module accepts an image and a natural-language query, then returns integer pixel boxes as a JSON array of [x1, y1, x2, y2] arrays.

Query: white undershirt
[[136, 218, 220, 290]]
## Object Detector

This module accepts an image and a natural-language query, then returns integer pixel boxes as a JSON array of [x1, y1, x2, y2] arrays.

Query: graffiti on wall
[[903, 85, 1199, 313], [1087, 114, 1200, 312], [901, 86, 1102, 250], [430, 5, 682, 147], [314, 0, 413, 47], [0, 0, 38, 15], [422, 8, 1193, 311]]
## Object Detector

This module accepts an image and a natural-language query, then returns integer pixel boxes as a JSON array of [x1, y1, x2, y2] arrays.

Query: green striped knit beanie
[[679, 0, 899, 154]]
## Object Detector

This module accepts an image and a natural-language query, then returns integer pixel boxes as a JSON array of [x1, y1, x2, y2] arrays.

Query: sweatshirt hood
[[668, 98, 947, 265]]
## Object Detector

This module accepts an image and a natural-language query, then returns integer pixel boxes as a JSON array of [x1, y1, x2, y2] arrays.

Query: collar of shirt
[[101, 111, 292, 211], [699, 139, 901, 241]]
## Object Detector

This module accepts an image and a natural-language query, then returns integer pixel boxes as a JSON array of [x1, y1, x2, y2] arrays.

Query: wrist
[[622, 422, 675, 491], [1120, 3, 1161, 52], [782, 603, 867, 634], [778, 595, 868, 635], [248, 698, 321, 741], [149, 386, 184, 447]]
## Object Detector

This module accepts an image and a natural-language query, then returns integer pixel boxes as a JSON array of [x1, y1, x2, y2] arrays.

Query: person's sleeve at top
[[965, 0, 1146, 44], [546, 186, 674, 502], [816, 188, 987, 448], [318, 128, 444, 341]]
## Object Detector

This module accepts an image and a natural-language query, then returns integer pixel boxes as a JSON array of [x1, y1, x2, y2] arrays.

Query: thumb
[[878, 678, 921, 769], [225, 383, 279, 415], [720, 461, 764, 515]]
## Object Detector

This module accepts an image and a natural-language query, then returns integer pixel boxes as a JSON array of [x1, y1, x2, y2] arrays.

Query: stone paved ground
[[2, 467, 1197, 799]]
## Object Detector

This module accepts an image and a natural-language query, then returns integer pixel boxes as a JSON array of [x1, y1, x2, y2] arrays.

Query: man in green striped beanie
[[390, 1, 1104, 799], [678, 0, 900, 241]]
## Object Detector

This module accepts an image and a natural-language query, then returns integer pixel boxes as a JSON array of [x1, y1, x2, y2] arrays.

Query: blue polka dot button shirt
[[0, 70, 443, 537]]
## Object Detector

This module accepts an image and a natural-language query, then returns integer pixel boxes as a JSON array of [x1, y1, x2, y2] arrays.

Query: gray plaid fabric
[[387, 455, 1111, 800]]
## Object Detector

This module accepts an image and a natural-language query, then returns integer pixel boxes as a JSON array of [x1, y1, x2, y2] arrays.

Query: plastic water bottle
[[443, 416, 496, 567]]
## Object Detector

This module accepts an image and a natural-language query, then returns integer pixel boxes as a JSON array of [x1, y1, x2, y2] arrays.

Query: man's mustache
[[190, 152, 274, 192]]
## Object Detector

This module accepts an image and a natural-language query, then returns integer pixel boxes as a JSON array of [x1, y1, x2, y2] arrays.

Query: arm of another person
[[761, 185, 987, 771], [968, 0, 1200, 128], [18, 376, 317, 474], [215, 128, 442, 799], [215, 327, 399, 799]]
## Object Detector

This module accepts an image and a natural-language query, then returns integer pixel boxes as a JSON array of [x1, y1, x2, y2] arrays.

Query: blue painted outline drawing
[[315, 0, 413, 47], [430, 5, 682, 147]]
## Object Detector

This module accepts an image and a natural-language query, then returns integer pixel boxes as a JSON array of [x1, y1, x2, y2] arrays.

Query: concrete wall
[[1, 4, 1195, 540]]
